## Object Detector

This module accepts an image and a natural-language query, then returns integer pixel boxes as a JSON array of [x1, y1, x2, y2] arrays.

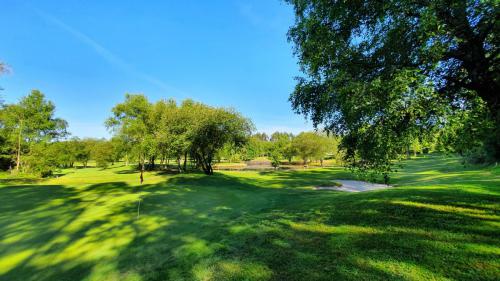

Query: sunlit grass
[[0, 155, 499, 280]]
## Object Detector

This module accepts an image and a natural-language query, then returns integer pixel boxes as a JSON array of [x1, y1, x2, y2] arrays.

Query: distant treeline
[[0, 91, 338, 176]]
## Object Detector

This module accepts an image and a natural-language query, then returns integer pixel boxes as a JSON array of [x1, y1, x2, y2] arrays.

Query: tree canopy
[[292, 132, 332, 165], [0, 90, 67, 171], [106, 94, 253, 175], [286, 0, 500, 175], [1, 90, 67, 173]]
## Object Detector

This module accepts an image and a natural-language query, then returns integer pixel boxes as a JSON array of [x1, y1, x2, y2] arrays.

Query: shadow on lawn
[[0, 178, 41, 185], [0, 166, 499, 281]]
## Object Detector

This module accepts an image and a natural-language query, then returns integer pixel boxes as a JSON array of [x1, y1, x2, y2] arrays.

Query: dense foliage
[[292, 132, 334, 166], [0, 89, 339, 177], [106, 94, 253, 175], [286, 0, 500, 176], [0, 90, 67, 174]]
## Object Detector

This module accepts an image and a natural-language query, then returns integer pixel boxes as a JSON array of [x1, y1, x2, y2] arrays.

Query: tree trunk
[[141, 155, 145, 172], [183, 152, 188, 171], [150, 156, 155, 170], [140, 158, 144, 184], [15, 120, 22, 172], [206, 163, 213, 175], [194, 153, 214, 175]]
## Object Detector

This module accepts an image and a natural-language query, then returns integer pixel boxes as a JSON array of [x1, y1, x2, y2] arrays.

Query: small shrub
[[40, 170, 53, 178]]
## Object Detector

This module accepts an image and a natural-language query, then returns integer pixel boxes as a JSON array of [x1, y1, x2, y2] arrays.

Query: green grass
[[0, 155, 499, 281]]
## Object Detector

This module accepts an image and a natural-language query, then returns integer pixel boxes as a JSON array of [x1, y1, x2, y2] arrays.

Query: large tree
[[292, 132, 330, 165], [270, 132, 295, 163], [188, 104, 253, 175], [158, 99, 195, 172], [106, 94, 154, 171], [286, 0, 500, 174], [2, 90, 67, 172]]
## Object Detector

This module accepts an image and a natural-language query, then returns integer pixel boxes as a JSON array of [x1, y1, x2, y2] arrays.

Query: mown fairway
[[0, 156, 499, 281]]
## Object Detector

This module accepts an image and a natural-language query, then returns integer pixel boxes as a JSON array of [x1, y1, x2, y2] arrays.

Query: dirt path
[[315, 180, 391, 192]]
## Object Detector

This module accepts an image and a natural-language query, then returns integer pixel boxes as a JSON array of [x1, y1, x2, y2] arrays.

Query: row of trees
[[0, 88, 123, 175], [217, 131, 339, 167], [0, 88, 341, 176], [0, 91, 253, 176], [2, 81, 253, 176], [105, 94, 253, 175]]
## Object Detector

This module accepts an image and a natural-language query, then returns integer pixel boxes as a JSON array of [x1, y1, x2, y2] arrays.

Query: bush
[[40, 170, 53, 178], [463, 147, 492, 165]]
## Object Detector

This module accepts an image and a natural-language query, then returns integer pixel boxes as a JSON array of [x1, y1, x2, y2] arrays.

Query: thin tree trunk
[[183, 152, 187, 171], [139, 153, 145, 184], [15, 120, 23, 172]]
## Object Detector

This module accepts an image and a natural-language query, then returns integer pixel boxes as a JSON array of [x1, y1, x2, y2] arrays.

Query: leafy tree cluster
[[0, 90, 67, 175], [292, 132, 336, 166], [0, 88, 128, 175], [224, 131, 339, 168], [285, 0, 499, 177], [106, 94, 253, 175]]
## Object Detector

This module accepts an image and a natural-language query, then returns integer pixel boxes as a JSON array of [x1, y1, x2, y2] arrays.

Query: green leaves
[[107, 95, 253, 175], [4, 90, 68, 143], [0, 90, 67, 175], [188, 105, 253, 174], [291, 132, 332, 165], [286, 0, 500, 174]]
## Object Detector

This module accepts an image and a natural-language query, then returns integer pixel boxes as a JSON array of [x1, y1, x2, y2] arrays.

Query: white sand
[[315, 180, 391, 192]]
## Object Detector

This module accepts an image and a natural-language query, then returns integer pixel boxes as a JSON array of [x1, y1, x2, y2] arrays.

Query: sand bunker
[[315, 180, 391, 192]]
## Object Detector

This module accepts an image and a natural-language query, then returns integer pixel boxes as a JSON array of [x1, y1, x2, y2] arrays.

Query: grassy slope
[[0, 156, 498, 281]]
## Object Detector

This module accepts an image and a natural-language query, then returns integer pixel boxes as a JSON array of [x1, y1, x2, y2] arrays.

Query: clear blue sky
[[0, 0, 312, 138]]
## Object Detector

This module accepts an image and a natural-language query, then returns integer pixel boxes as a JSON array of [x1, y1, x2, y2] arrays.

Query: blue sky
[[0, 0, 312, 138]]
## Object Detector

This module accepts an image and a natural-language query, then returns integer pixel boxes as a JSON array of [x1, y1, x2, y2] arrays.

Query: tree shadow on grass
[[0, 178, 42, 185], [0, 168, 498, 281], [116, 174, 499, 280]]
